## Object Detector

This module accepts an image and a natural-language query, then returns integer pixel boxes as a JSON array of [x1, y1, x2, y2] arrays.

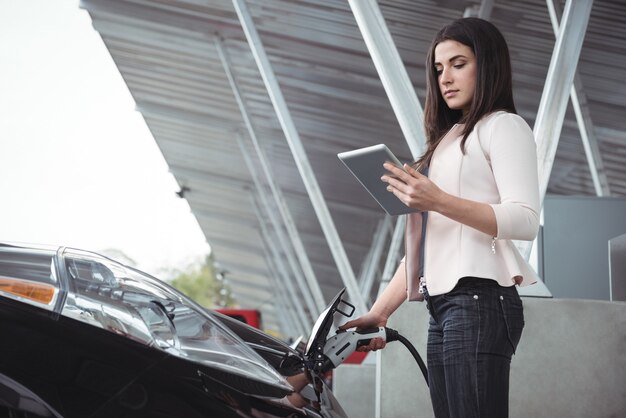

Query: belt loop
[[418, 276, 426, 294]]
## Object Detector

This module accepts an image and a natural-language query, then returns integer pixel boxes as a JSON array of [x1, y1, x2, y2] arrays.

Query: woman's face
[[434, 40, 477, 115]]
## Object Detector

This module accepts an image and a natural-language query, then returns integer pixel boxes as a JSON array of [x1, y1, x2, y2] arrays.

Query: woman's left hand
[[381, 162, 444, 211]]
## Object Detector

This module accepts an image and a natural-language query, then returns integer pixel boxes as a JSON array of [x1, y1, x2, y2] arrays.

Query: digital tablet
[[337, 144, 419, 216]]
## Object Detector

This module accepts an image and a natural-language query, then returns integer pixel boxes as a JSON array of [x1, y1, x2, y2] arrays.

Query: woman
[[339, 17, 540, 418]]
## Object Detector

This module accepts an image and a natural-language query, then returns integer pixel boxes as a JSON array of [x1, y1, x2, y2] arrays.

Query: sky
[[0, 0, 210, 277]]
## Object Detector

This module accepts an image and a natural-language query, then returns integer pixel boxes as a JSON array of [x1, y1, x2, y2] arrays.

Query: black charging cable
[[384, 327, 429, 386]]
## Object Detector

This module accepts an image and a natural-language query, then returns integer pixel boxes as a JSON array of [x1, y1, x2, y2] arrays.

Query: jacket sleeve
[[487, 113, 540, 241]]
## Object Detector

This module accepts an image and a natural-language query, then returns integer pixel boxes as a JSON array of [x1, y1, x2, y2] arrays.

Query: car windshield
[[61, 249, 291, 392]]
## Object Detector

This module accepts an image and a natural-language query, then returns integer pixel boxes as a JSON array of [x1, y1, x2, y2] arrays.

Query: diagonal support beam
[[378, 215, 406, 297], [359, 216, 392, 303], [253, 196, 311, 336], [546, 0, 610, 197], [534, 0, 594, 202], [478, 0, 495, 20], [215, 36, 326, 315], [570, 77, 610, 196], [347, 0, 426, 159], [463, 0, 494, 20], [233, 0, 367, 315], [237, 134, 318, 325], [518, 0, 592, 297], [374, 214, 405, 418]]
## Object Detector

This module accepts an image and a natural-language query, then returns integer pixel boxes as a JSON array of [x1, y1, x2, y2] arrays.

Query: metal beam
[[215, 36, 326, 315], [359, 216, 392, 303], [375, 214, 406, 418], [479, 0, 495, 20], [378, 215, 406, 297], [517, 0, 593, 299], [546, 0, 610, 197], [571, 78, 610, 196], [236, 135, 319, 322], [347, 0, 426, 159], [224, 136, 317, 321], [253, 199, 310, 336], [233, 0, 367, 315], [463, 0, 494, 19], [534, 0, 594, 202]]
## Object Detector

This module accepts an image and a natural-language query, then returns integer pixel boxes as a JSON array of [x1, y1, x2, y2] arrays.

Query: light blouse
[[405, 111, 541, 299]]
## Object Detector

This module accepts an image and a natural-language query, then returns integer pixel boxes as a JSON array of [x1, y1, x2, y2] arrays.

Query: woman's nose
[[440, 68, 452, 84]]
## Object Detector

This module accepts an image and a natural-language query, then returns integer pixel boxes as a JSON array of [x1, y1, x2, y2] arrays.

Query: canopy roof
[[82, 0, 626, 334]]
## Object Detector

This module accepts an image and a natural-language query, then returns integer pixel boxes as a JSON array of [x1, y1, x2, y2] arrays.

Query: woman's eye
[[435, 69, 442, 75], [454, 63, 466, 69]]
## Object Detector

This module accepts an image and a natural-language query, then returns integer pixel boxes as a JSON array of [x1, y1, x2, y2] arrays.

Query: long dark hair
[[417, 18, 516, 169]]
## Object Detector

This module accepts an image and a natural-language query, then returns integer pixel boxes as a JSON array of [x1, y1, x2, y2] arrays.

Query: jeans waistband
[[424, 277, 500, 294], [423, 277, 504, 302], [455, 276, 501, 289]]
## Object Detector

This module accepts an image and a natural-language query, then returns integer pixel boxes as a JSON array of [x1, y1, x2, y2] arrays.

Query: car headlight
[[0, 248, 61, 310], [0, 246, 292, 394]]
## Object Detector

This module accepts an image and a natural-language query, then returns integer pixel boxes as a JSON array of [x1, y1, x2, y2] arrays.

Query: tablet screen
[[337, 144, 419, 216]]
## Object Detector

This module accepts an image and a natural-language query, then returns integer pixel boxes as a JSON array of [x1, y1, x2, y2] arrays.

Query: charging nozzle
[[302, 288, 428, 387], [384, 327, 400, 343]]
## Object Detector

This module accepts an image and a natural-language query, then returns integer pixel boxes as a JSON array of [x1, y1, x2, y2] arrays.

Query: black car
[[0, 243, 347, 418]]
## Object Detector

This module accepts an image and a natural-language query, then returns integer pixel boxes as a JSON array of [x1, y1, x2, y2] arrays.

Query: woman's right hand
[[338, 311, 389, 352]]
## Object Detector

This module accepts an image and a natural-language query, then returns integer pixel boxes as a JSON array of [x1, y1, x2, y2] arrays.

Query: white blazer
[[405, 111, 540, 300]]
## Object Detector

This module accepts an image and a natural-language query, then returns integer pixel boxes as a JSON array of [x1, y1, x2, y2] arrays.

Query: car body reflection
[[0, 243, 347, 418]]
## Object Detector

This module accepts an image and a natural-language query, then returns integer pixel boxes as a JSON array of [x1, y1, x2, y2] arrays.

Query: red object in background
[[216, 309, 262, 329], [343, 351, 368, 364]]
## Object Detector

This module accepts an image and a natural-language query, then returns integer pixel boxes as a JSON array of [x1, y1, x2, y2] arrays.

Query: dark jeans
[[424, 277, 524, 418]]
